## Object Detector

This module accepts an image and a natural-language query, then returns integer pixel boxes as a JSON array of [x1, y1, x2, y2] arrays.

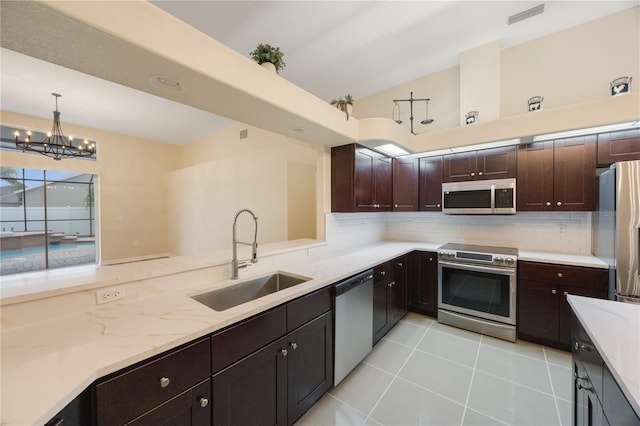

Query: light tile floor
[[296, 312, 572, 426]]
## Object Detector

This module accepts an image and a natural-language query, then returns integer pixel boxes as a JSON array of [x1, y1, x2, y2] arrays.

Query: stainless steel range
[[438, 243, 518, 342]]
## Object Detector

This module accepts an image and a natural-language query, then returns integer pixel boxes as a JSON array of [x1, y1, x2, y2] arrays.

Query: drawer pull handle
[[577, 379, 593, 391], [290, 342, 298, 350], [199, 398, 209, 408], [160, 377, 170, 388], [280, 348, 288, 357], [557, 272, 563, 278]]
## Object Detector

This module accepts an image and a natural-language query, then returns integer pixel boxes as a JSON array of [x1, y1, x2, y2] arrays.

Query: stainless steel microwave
[[442, 178, 516, 214]]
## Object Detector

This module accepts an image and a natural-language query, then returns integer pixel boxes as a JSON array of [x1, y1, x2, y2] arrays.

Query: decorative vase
[[260, 62, 277, 73]]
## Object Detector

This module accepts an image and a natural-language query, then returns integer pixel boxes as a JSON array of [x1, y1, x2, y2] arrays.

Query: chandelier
[[14, 93, 96, 161]]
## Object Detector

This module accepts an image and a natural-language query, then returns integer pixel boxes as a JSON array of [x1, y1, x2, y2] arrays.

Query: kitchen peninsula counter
[[1, 242, 606, 425]]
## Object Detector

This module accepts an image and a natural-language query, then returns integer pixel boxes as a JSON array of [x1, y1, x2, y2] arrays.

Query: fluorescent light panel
[[373, 143, 410, 157], [532, 121, 640, 142]]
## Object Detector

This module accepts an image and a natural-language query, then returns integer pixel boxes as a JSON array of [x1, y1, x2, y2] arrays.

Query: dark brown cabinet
[[572, 315, 640, 426], [518, 261, 607, 350], [597, 128, 640, 166], [517, 136, 597, 212], [408, 251, 438, 317], [392, 157, 419, 211], [443, 146, 517, 182], [373, 256, 408, 345], [95, 339, 211, 426], [211, 287, 333, 426], [418, 156, 443, 211], [331, 144, 392, 212]]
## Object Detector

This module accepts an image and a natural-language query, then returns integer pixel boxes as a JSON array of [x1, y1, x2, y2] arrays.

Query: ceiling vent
[[508, 4, 545, 25]]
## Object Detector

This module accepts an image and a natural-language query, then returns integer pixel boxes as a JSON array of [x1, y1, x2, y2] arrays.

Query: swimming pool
[[0, 242, 96, 260]]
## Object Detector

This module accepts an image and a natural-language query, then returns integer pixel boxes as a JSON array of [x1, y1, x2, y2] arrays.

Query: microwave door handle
[[491, 184, 496, 214]]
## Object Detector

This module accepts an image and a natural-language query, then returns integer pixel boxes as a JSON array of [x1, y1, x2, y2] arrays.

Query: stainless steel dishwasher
[[334, 269, 374, 385]]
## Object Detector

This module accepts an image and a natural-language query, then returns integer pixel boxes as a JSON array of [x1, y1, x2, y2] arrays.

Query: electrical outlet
[[307, 248, 316, 257], [97, 286, 126, 304]]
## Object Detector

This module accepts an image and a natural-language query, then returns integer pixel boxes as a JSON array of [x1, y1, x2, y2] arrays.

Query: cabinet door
[[392, 157, 419, 211], [517, 142, 555, 211], [476, 146, 517, 180], [597, 128, 640, 166], [330, 144, 356, 212], [517, 279, 559, 343], [128, 379, 211, 426], [374, 153, 393, 210], [212, 337, 288, 426], [443, 151, 477, 182], [418, 157, 443, 211], [355, 146, 376, 211], [373, 278, 390, 346], [409, 251, 438, 317], [389, 257, 408, 327], [287, 312, 333, 425], [557, 285, 607, 349], [553, 135, 597, 211]]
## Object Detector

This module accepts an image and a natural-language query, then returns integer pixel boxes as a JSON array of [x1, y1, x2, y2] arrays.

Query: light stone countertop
[[567, 295, 640, 417], [518, 250, 609, 268], [0, 241, 606, 425]]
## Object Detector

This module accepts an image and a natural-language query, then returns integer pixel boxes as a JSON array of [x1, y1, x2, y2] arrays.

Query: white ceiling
[[1, 1, 637, 145]]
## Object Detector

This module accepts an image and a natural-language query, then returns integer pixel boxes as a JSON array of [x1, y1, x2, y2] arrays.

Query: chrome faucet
[[231, 209, 258, 280]]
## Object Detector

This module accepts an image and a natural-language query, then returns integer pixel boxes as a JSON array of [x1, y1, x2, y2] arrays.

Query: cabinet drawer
[[211, 305, 286, 373], [287, 286, 332, 332], [518, 261, 608, 289], [95, 338, 210, 426], [374, 262, 392, 285]]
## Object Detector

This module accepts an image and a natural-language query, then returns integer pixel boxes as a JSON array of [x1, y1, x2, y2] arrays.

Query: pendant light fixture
[[14, 93, 96, 161], [392, 92, 433, 134]]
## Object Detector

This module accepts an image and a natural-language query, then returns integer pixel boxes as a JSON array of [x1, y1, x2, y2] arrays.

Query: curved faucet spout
[[231, 209, 258, 279]]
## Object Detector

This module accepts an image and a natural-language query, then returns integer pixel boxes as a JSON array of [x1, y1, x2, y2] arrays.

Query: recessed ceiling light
[[148, 74, 184, 91], [289, 127, 309, 135]]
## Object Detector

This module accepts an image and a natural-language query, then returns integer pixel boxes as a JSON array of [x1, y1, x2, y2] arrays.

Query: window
[[0, 167, 97, 275]]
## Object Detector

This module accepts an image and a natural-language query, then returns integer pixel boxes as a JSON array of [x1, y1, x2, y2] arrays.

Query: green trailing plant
[[330, 94, 354, 120], [249, 43, 286, 73]]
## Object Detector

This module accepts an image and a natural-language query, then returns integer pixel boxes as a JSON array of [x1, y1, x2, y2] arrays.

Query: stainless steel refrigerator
[[593, 160, 640, 304]]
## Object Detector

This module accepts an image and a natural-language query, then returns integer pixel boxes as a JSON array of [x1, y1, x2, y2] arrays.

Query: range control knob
[[494, 256, 504, 264], [505, 257, 515, 265], [447, 251, 455, 259]]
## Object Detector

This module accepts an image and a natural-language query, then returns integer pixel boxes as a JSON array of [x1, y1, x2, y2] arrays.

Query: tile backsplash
[[326, 211, 592, 255]]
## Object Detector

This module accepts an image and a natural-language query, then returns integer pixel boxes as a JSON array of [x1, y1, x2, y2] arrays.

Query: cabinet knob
[[564, 291, 569, 296], [478, 171, 483, 176], [160, 377, 171, 388], [380, 270, 386, 276], [577, 379, 593, 392], [557, 272, 563, 278], [397, 262, 403, 267], [280, 348, 288, 357], [199, 398, 209, 408], [429, 257, 433, 261], [471, 172, 475, 176], [557, 201, 562, 206], [546, 202, 552, 206], [551, 289, 557, 294], [437, 204, 441, 207], [394, 204, 398, 208], [290, 342, 298, 350]]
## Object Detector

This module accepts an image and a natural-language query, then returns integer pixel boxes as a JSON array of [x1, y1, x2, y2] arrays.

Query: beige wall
[[354, 6, 639, 134], [1, 110, 178, 261], [167, 124, 319, 256]]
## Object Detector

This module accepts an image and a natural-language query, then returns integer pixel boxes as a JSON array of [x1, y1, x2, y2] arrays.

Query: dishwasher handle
[[334, 269, 374, 297]]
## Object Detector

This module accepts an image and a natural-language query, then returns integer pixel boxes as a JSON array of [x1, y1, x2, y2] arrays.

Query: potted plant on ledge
[[331, 94, 354, 120], [249, 43, 286, 74]]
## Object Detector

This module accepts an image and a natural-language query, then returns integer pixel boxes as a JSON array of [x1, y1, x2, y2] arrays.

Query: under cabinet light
[[532, 121, 640, 142], [402, 138, 521, 158]]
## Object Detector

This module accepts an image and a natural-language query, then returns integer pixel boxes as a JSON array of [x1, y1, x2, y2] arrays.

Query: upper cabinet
[[442, 146, 517, 182], [517, 135, 597, 211], [419, 156, 443, 211], [392, 157, 419, 212], [331, 144, 392, 212], [597, 128, 640, 166]]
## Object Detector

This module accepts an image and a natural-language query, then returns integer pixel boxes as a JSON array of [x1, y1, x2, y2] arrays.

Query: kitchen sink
[[191, 272, 311, 311]]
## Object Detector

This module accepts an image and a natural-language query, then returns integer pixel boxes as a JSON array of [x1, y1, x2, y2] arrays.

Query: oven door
[[438, 260, 516, 325]]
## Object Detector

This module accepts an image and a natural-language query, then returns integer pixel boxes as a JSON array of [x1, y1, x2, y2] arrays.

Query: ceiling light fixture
[[373, 143, 410, 157], [14, 93, 96, 161], [148, 74, 184, 92], [392, 92, 433, 134]]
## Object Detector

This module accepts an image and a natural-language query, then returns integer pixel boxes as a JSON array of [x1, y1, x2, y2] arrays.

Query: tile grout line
[[543, 346, 564, 426], [460, 333, 483, 426], [363, 318, 434, 424]]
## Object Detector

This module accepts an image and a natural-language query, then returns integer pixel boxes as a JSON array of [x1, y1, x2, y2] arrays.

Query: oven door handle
[[438, 260, 515, 274]]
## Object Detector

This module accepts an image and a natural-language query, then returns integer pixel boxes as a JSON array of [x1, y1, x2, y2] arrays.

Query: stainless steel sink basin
[[191, 272, 311, 311]]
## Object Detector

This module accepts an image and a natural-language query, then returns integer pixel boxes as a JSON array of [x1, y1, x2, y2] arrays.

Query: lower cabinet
[[408, 251, 438, 317], [518, 261, 607, 350], [211, 288, 333, 426], [572, 314, 640, 426], [95, 338, 211, 426], [373, 255, 408, 345]]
